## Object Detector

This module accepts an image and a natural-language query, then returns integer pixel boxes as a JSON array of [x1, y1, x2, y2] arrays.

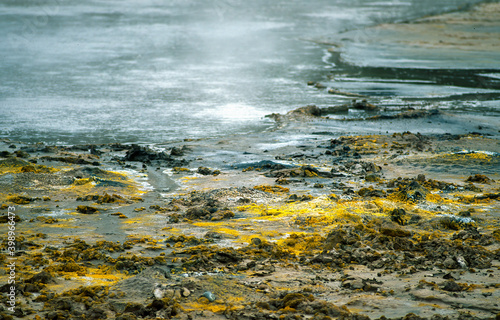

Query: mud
[[1, 125, 499, 320]]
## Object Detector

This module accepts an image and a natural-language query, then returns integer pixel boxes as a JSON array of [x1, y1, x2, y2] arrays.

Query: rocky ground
[[0, 106, 499, 320]]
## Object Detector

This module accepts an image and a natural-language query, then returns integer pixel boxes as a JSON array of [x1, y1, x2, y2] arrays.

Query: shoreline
[[1, 2, 500, 318], [1, 122, 499, 319]]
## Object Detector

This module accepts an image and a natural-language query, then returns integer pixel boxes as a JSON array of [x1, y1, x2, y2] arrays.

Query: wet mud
[[1, 2, 500, 318], [1, 122, 499, 320]]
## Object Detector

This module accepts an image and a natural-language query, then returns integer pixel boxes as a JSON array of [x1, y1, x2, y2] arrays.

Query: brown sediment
[[266, 104, 440, 124], [374, 2, 500, 52], [0, 132, 499, 319]]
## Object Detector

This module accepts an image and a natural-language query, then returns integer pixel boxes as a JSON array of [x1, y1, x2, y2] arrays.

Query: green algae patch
[[0, 160, 146, 206], [253, 185, 290, 193], [0, 158, 58, 174], [240, 196, 387, 226], [2, 134, 500, 319], [77, 192, 126, 204], [76, 205, 100, 214], [466, 174, 493, 184], [278, 233, 326, 255], [54, 267, 131, 287], [419, 152, 498, 169], [7, 194, 41, 204]]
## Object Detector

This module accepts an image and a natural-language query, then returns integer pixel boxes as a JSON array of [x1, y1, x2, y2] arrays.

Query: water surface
[[0, 0, 497, 144]]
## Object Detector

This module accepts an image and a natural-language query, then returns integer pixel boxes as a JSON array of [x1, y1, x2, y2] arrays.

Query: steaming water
[[0, 0, 498, 144]]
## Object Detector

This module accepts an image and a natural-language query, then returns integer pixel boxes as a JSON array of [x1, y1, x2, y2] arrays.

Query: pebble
[[456, 256, 468, 269], [181, 287, 191, 297], [251, 237, 262, 246], [202, 291, 216, 302]]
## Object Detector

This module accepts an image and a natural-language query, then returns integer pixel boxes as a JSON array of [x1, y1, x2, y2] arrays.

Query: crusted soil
[[0, 129, 499, 320]]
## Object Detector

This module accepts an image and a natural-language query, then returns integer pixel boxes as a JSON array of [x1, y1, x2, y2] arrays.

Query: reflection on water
[[0, 0, 496, 144]]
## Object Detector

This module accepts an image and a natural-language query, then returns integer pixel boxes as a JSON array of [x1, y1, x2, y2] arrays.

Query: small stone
[[443, 272, 461, 280], [390, 208, 407, 225], [456, 256, 468, 269], [465, 174, 492, 184], [76, 205, 99, 214], [170, 147, 184, 156], [257, 283, 267, 290], [351, 279, 364, 290], [416, 174, 426, 182], [181, 287, 191, 297], [154, 287, 164, 299], [197, 166, 213, 175], [202, 291, 216, 302], [443, 256, 457, 269], [251, 238, 262, 246], [342, 279, 364, 290], [441, 280, 463, 292], [380, 227, 411, 237]]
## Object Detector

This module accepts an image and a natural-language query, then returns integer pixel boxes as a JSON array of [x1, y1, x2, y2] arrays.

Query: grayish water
[[0, 0, 497, 144]]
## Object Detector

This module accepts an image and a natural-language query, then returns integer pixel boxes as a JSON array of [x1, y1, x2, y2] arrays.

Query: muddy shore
[[1, 106, 500, 320], [1, 2, 500, 318]]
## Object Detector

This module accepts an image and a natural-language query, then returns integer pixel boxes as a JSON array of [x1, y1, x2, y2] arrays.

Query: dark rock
[[170, 147, 184, 156], [65, 167, 120, 180], [290, 105, 322, 117], [124, 144, 171, 162], [352, 99, 378, 111], [197, 166, 212, 175], [26, 271, 54, 284], [51, 298, 73, 311], [0, 215, 22, 223], [215, 248, 242, 263], [390, 208, 407, 225], [465, 174, 492, 184], [380, 227, 411, 238], [251, 238, 262, 246], [45, 311, 69, 320], [236, 197, 251, 204], [205, 231, 223, 239], [14, 150, 30, 158], [403, 181, 429, 201], [210, 209, 234, 220], [86, 307, 107, 320], [266, 165, 331, 179], [402, 313, 426, 320], [458, 209, 474, 217], [7, 195, 39, 205], [233, 160, 289, 171], [76, 205, 99, 214], [123, 303, 149, 317], [185, 207, 210, 219], [441, 280, 464, 292], [365, 174, 380, 182], [358, 188, 385, 197], [197, 167, 220, 176], [41, 156, 100, 166], [443, 256, 458, 269], [89, 145, 102, 156]]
